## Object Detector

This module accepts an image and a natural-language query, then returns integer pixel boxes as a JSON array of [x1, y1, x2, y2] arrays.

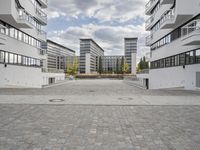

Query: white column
[[85, 53, 91, 74], [131, 52, 136, 75]]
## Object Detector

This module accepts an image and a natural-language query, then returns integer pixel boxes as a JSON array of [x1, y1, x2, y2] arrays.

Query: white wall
[[42, 72, 65, 86], [85, 53, 91, 74], [0, 64, 42, 88], [131, 53, 136, 75], [149, 64, 200, 90]]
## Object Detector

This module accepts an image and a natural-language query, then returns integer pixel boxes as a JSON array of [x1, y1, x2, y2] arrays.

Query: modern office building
[[96, 56, 124, 73], [80, 39, 104, 74], [124, 38, 137, 74], [0, 0, 64, 88], [46, 40, 75, 73], [145, 0, 200, 90]]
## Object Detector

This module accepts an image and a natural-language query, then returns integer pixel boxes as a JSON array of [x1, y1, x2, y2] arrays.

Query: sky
[[47, 0, 150, 62]]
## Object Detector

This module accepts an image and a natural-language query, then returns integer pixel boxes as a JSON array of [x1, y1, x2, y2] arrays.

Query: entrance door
[[145, 79, 149, 89]]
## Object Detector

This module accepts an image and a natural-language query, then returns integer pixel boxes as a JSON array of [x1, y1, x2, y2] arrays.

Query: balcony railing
[[37, 29, 47, 38], [146, 34, 153, 46], [145, 0, 157, 13], [35, 7, 47, 23], [160, 8, 175, 26], [18, 9, 35, 27], [41, 0, 47, 5], [39, 48, 47, 55], [145, 16, 154, 29], [181, 19, 200, 37]]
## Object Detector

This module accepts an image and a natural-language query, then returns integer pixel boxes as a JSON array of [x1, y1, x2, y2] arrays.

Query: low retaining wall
[[76, 74, 124, 79], [124, 76, 148, 89]]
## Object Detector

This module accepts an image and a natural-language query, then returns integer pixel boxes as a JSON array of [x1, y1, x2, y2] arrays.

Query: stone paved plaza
[[0, 79, 200, 150]]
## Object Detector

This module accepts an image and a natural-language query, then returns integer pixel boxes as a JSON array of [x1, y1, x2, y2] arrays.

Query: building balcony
[[145, 0, 159, 15], [39, 48, 47, 55], [160, 0, 174, 5], [145, 16, 154, 31], [145, 34, 153, 46], [35, 7, 47, 25], [37, 29, 47, 40], [160, 8, 193, 29], [160, 9, 175, 29], [18, 9, 35, 28], [37, 0, 48, 8], [181, 19, 200, 46], [0, 33, 6, 45]]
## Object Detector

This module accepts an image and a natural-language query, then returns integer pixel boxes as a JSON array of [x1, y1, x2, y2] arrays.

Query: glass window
[[25, 57, 28, 65], [179, 53, 185, 65], [196, 49, 200, 63], [189, 51, 195, 64], [165, 57, 171, 67], [10, 28, 14, 37], [18, 31, 22, 41], [175, 55, 179, 66], [5, 25, 9, 35], [18, 55, 22, 64], [22, 56, 26, 65], [171, 56, 175, 66], [0, 51, 4, 63], [5, 52, 9, 63], [185, 52, 190, 65], [9, 53, 14, 63], [0, 27, 5, 34], [13, 54, 17, 64], [14, 29, 18, 39], [27, 57, 30, 66]]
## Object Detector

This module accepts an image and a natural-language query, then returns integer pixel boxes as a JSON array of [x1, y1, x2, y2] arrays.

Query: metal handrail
[[146, 34, 153, 45], [145, 16, 154, 28], [145, 0, 156, 10], [181, 19, 200, 37], [160, 8, 175, 26]]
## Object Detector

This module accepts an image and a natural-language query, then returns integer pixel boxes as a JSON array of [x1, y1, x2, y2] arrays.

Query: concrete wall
[[149, 64, 200, 90], [42, 72, 65, 86], [0, 64, 42, 88]]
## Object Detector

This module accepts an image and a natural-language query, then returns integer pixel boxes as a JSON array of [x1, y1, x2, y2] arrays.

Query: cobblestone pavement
[[0, 80, 200, 150], [0, 79, 200, 96], [0, 105, 200, 150]]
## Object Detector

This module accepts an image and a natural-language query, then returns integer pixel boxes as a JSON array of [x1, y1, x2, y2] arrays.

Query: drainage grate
[[118, 97, 134, 101], [49, 99, 65, 102]]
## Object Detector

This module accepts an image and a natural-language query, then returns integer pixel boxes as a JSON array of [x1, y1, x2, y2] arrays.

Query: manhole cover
[[49, 99, 65, 102], [89, 90, 95, 92], [118, 97, 134, 101]]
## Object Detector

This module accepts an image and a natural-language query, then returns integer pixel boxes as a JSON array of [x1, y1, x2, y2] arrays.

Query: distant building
[[46, 40, 75, 72], [80, 39, 104, 74], [124, 38, 138, 74], [96, 56, 124, 73]]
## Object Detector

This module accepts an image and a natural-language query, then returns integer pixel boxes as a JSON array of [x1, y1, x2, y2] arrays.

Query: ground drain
[[49, 99, 65, 102], [88, 90, 95, 93], [118, 97, 134, 101]]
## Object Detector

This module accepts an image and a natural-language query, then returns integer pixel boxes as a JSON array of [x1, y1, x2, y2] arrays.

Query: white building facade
[[0, 0, 64, 88], [146, 0, 200, 90]]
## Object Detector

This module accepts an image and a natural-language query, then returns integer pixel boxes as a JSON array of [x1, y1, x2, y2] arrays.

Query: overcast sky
[[47, 0, 150, 62]]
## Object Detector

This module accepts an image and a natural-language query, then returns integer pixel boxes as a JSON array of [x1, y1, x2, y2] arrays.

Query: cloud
[[48, 0, 147, 22]]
